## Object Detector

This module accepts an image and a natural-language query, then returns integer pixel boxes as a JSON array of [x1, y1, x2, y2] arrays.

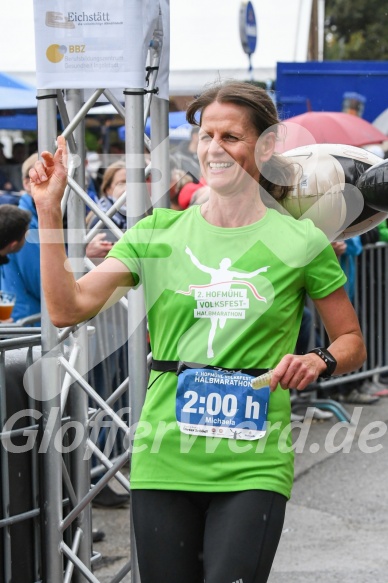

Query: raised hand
[[29, 135, 68, 209]]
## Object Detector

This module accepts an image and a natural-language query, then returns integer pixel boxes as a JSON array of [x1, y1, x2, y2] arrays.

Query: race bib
[[176, 368, 270, 440]]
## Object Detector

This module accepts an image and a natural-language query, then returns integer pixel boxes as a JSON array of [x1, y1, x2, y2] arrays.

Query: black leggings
[[131, 489, 287, 583]]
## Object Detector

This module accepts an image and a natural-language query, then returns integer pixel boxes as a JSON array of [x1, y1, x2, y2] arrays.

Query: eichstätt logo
[[46, 44, 67, 63], [45, 11, 75, 29]]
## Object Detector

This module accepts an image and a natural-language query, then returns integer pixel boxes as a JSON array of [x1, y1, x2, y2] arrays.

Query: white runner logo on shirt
[[176, 247, 269, 358]]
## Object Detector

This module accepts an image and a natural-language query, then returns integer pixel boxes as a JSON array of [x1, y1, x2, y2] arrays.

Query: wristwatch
[[308, 347, 337, 378]]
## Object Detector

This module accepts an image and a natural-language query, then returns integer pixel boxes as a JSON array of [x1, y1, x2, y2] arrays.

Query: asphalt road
[[270, 396, 388, 583], [92, 397, 388, 583]]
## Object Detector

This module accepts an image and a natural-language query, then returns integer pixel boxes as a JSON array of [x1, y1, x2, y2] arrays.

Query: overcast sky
[[1, 0, 311, 83]]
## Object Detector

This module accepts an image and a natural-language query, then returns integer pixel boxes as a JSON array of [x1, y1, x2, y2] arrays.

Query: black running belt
[[151, 359, 268, 377]]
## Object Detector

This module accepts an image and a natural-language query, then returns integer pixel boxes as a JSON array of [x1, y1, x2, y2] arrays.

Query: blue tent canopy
[[0, 72, 37, 130], [0, 113, 38, 131], [118, 111, 193, 142]]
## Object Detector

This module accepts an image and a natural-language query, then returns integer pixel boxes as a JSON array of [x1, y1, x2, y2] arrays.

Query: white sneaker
[[291, 407, 333, 421], [312, 407, 333, 420], [290, 412, 305, 422]]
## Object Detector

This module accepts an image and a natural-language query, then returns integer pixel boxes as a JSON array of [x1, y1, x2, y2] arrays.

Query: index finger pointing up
[[55, 135, 68, 169]]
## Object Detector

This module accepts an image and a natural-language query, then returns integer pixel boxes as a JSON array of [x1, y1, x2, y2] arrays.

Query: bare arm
[[269, 287, 366, 392], [29, 136, 134, 327]]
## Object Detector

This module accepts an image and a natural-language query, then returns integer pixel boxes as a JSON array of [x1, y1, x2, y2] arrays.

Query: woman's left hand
[[269, 353, 325, 392]]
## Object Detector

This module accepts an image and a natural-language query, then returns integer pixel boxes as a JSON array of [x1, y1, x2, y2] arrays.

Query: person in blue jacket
[[332, 236, 363, 304], [0, 153, 41, 323]]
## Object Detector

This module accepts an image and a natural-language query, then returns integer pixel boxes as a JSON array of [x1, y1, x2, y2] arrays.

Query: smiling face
[[198, 101, 264, 196]]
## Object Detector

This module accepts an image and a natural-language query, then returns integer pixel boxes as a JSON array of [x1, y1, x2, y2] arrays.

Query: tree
[[324, 0, 388, 60]]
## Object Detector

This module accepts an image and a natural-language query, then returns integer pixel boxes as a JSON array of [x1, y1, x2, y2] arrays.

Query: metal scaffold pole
[[150, 96, 170, 209], [65, 88, 92, 581], [124, 88, 149, 583], [150, 12, 170, 210], [37, 88, 65, 582]]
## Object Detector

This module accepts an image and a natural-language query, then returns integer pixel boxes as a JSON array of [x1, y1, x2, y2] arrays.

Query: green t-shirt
[[108, 206, 346, 499]]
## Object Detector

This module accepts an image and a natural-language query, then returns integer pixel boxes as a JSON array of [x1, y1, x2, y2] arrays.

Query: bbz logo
[[69, 45, 86, 53]]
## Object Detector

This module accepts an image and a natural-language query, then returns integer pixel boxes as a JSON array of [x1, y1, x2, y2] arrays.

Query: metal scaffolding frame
[[1, 24, 169, 583]]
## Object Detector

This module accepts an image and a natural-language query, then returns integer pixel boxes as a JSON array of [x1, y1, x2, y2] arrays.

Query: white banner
[[33, 0, 169, 99], [156, 0, 170, 102]]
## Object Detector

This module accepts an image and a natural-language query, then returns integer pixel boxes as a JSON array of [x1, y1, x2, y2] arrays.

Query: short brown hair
[[0, 204, 31, 250]]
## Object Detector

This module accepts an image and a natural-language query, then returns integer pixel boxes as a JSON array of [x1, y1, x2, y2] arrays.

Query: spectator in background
[[0, 204, 31, 322], [178, 177, 207, 210], [332, 237, 362, 304], [87, 160, 127, 232], [28, 140, 38, 157], [377, 219, 388, 243], [0, 153, 41, 324], [169, 168, 193, 210], [0, 204, 31, 263], [171, 126, 201, 182], [85, 152, 102, 206], [9, 142, 28, 165], [0, 169, 17, 195], [109, 141, 125, 155], [0, 143, 16, 192]]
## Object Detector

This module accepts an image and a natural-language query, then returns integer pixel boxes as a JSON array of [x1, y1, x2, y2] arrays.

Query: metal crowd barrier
[[0, 330, 43, 583], [0, 318, 132, 582], [291, 241, 388, 421], [88, 303, 130, 477], [318, 241, 388, 386]]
